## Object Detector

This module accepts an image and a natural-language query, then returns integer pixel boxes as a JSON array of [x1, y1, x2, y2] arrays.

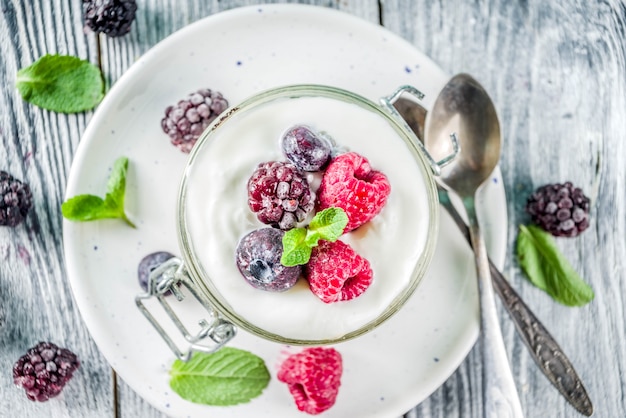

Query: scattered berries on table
[[317, 152, 391, 232], [161, 89, 228, 153], [526, 182, 590, 237], [83, 0, 138, 38], [137, 251, 176, 294], [305, 240, 373, 303], [281, 125, 332, 172], [277, 347, 342, 415], [247, 161, 314, 230], [0, 170, 33, 227], [13, 342, 80, 402], [236, 228, 301, 292]]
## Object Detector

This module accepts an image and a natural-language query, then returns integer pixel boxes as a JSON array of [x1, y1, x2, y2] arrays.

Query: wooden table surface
[[1, 1, 625, 417]]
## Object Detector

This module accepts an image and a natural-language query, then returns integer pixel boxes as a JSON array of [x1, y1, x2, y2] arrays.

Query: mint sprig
[[516, 224, 594, 306], [281, 207, 348, 266], [169, 347, 270, 406], [16, 54, 104, 113], [62, 156, 136, 228]]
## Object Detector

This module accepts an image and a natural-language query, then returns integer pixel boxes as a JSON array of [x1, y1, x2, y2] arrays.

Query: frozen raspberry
[[281, 125, 332, 171], [236, 228, 301, 292], [247, 161, 314, 230], [161, 89, 228, 153], [305, 240, 373, 303], [277, 347, 342, 415], [526, 182, 590, 237], [83, 0, 138, 37], [317, 152, 390, 232], [13, 341, 80, 402], [1, 170, 33, 227], [137, 251, 176, 294]]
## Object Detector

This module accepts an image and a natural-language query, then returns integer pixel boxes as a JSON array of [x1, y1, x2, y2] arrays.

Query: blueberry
[[235, 228, 301, 291], [281, 125, 332, 172], [138, 251, 176, 293]]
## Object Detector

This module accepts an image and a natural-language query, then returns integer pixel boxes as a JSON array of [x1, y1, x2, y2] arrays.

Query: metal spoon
[[424, 73, 523, 417], [392, 95, 593, 416]]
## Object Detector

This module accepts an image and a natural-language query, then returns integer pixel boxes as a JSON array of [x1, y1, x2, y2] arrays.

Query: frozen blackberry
[[83, 0, 138, 37], [1, 170, 33, 227], [235, 228, 301, 292], [13, 341, 80, 402], [247, 161, 314, 230], [281, 125, 332, 171], [526, 182, 590, 237], [161, 89, 229, 153], [138, 251, 176, 294]]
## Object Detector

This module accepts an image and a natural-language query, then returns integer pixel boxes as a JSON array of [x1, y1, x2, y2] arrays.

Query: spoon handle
[[438, 190, 593, 416]]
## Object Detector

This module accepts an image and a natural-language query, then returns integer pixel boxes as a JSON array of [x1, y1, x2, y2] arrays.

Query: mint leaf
[[516, 224, 594, 306], [280, 208, 348, 266], [169, 347, 270, 406], [62, 156, 136, 228], [16, 54, 104, 113]]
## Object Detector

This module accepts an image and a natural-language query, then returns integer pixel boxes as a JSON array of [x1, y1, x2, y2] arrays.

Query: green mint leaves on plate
[[281, 207, 348, 266], [169, 347, 270, 406], [516, 224, 594, 306], [62, 156, 136, 228], [16, 54, 104, 113]]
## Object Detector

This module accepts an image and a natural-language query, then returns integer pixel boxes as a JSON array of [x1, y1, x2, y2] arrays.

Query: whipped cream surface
[[183, 94, 433, 341]]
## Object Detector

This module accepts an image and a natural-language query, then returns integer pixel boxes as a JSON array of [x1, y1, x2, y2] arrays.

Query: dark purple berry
[[281, 125, 332, 171], [13, 342, 80, 402], [247, 161, 314, 230], [235, 228, 301, 292], [0, 171, 33, 227], [161, 89, 228, 153], [83, 0, 137, 38], [526, 182, 590, 237], [138, 251, 176, 294]]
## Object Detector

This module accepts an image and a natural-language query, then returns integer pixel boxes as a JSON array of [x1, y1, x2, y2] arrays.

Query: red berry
[[277, 347, 342, 415], [316, 152, 390, 231], [305, 240, 373, 303]]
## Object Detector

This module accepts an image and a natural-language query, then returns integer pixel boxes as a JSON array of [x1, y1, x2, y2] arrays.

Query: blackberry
[[526, 182, 590, 237], [0, 170, 33, 227], [281, 125, 332, 171], [137, 251, 176, 294], [161, 89, 229, 153], [235, 228, 301, 292], [247, 161, 314, 230], [13, 342, 80, 402], [83, 0, 138, 38]]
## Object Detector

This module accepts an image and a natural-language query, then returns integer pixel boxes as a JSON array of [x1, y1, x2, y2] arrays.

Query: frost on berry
[[277, 347, 343, 415], [0, 170, 33, 227], [137, 251, 176, 294], [281, 125, 332, 172], [83, 0, 138, 37], [316, 152, 390, 232], [13, 342, 80, 402], [235, 228, 301, 292], [526, 182, 590, 237], [247, 161, 314, 230], [305, 240, 373, 303]]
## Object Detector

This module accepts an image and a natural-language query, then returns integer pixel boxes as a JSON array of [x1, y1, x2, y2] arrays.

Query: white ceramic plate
[[63, 4, 507, 417]]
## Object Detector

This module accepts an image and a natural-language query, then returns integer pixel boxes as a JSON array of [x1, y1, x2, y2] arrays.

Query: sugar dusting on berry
[[526, 182, 590, 237], [277, 347, 342, 415]]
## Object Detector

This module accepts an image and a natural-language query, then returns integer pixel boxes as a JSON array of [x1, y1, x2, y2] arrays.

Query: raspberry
[[161, 89, 228, 153], [1, 170, 33, 227], [281, 125, 332, 172], [137, 251, 176, 294], [235, 228, 301, 291], [13, 342, 80, 402], [83, 0, 138, 38], [277, 347, 342, 415], [526, 182, 590, 237], [305, 240, 373, 303], [317, 152, 390, 232], [247, 161, 314, 230]]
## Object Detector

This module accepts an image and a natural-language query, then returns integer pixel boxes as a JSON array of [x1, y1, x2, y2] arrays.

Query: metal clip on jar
[[135, 85, 458, 361]]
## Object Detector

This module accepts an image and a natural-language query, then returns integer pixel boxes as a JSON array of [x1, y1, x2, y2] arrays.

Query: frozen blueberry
[[138, 251, 176, 293], [281, 125, 332, 172], [235, 228, 301, 292]]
